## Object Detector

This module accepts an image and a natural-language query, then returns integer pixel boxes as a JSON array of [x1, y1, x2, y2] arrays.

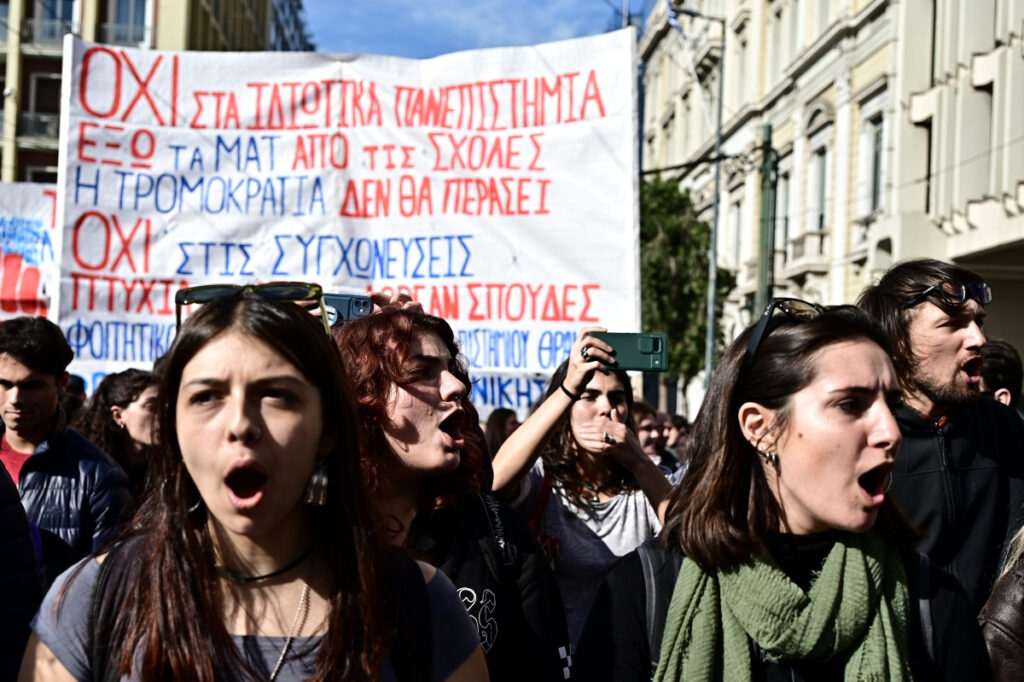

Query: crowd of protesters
[[1, 257, 1024, 681]]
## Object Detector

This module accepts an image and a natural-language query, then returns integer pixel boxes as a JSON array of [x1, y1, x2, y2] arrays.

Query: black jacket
[[576, 533, 992, 681], [890, 398, 1024, 612], [0, 462, 43, 679], [3, 418, 131, 560], [407, 494, 572, 682]]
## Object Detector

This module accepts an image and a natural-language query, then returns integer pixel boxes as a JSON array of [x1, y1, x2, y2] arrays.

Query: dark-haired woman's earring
[[304, 462, 328, 506], [761, 446, 779, 466]]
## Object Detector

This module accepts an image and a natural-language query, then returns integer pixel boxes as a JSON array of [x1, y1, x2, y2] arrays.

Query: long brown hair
[[92, 292, 390, 681], [661, 305, 918, 569], [334, 307, 486, 512], [536, 359, 638, 507]]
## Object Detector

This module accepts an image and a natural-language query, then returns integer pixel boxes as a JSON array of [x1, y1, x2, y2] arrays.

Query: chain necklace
[[268, 581, 310, 681]]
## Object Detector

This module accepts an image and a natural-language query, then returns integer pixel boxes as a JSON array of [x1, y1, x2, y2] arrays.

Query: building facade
[[640, 0, 1024, 406], [0, 0, 313, 182]]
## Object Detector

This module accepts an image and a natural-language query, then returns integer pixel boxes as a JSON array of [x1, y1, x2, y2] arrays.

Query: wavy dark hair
[[72, 368, 157, 469], [333, 307, 486, 513], [76, 292, 390, 681], [536, 359, 637, 507], [661, 305, 918, 569]]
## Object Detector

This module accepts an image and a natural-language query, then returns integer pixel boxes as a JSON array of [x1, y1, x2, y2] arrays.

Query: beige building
[[640, 0, 1024, 404], [1, 0, 312, 183]]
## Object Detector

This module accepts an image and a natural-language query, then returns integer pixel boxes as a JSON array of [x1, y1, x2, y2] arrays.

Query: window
[[771, 8, 783, 84], [735, 35, 747, 109], [789, 0, 801, 61], [869, 116, 884, 211], [810, 147, 828, 230], [730, 198, 743, 269], [112, 0, 146, 43], [38, 0, 73, 20], [777, 172, 791, 254], [30, 73, 61, 114], [817, 0, 830, 34]]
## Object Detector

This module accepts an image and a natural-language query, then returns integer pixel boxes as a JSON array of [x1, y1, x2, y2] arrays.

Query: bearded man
[[859, 258, 1024, 611]]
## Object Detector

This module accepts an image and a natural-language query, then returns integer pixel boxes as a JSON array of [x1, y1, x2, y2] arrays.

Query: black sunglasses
[[737, 298, 825, 386], [901, 280, 993, 310], [174, 282, 331, 335]]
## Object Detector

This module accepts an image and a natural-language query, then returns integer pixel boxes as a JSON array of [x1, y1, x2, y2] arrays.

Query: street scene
[[2, 1, 1023, 680]]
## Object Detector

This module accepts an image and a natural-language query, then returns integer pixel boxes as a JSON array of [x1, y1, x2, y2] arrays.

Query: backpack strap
[[917, 551, 936, 664], [637, 538, 684, 676], [387, 549, 432, 682], [527, 471, 561, 569], [87, 541, 129, 682], [527, 470, 553, 533], [479, 494, 514, 567]]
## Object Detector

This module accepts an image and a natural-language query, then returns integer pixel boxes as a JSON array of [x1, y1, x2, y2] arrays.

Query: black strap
[[87, 541, 128, 682], [917, 551, 936, 664], [387, 549, 432, 682], [637, 538, 684, 676]]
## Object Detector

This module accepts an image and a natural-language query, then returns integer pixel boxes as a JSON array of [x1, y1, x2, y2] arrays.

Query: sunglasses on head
[[901, 280, 992, 310], [737, 298, 825, 386], [174, 282, 332, 335]]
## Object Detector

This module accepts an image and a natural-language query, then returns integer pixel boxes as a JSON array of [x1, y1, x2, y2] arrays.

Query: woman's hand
[[574, 409, 647, 469], [369, 290, 424, 313], [564, 327, 614, 396]]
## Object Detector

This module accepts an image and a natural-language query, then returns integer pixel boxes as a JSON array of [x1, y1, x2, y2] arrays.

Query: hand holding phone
[[589, 332, 668, 372]]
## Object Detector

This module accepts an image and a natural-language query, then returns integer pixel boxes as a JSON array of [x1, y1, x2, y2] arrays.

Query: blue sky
[[302, 0, 648, 59]]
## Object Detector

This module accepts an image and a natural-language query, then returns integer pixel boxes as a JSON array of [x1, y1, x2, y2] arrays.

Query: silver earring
[[761, 446, 779, 466], [305, 461, 328, 506]]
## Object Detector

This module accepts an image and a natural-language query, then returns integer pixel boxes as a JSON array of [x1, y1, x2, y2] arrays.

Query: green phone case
[[589, 332, 668, 372]]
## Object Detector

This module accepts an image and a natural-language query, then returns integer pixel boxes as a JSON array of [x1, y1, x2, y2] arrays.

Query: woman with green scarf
[[647, 301, 991, 681]]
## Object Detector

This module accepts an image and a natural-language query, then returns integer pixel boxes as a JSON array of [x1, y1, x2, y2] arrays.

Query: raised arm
[[490, 327, 612, 500]]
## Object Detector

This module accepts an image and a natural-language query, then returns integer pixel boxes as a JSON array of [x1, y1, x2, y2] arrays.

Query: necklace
[[215, 544, 313, 585], [268, 581, 310, 682]]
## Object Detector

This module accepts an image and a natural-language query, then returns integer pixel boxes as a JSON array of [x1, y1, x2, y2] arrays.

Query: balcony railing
[[22, 18, 78, 45], [18, 112, 61, 140], [99, 22, 146, 46]]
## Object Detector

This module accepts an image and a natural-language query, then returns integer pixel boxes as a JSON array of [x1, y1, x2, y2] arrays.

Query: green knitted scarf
[[653, 531, 912, 682]]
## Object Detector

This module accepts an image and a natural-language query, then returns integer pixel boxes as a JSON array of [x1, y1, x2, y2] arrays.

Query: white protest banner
[[0, 182, 59, 320], [57, 30, 639, 394]]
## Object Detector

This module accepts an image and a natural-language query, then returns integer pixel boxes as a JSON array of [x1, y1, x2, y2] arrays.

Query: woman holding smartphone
[[490, 327, 672, 649], [20, 287, 485, 681]]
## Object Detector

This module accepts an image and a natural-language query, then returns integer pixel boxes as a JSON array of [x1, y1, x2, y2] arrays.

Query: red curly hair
[[334, 307, 486, 512]]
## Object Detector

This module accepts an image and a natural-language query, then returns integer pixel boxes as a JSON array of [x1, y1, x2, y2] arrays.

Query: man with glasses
[[859, 258, 1024, 611]]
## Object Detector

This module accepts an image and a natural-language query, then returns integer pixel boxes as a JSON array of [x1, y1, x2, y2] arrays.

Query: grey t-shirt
[[32, 556, 479, 681], [512, 461, 660, 648]]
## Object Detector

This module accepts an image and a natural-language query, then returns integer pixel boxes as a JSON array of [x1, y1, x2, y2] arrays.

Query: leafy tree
[[639, 176, 735, 386]]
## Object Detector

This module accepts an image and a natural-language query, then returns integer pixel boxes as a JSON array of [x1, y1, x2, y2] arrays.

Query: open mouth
[[962, 356, 983, 382], [439, 410, 466, 448], [858, 463, 893, 501], [225, 466, 268, 500]]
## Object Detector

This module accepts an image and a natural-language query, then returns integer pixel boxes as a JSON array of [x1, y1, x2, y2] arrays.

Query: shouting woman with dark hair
[[335, 305, 571, 682], [490, 327, 672, 650], [20, 288, 484, 681], [579, 301, 989, 681]]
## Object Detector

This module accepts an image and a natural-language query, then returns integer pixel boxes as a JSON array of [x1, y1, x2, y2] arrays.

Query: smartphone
[[589, 332, 668, 372], [323, 293, 373, 327]]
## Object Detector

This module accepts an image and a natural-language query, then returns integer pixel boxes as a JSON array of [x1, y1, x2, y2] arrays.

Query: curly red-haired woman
[[336, 306, 572, 682]]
